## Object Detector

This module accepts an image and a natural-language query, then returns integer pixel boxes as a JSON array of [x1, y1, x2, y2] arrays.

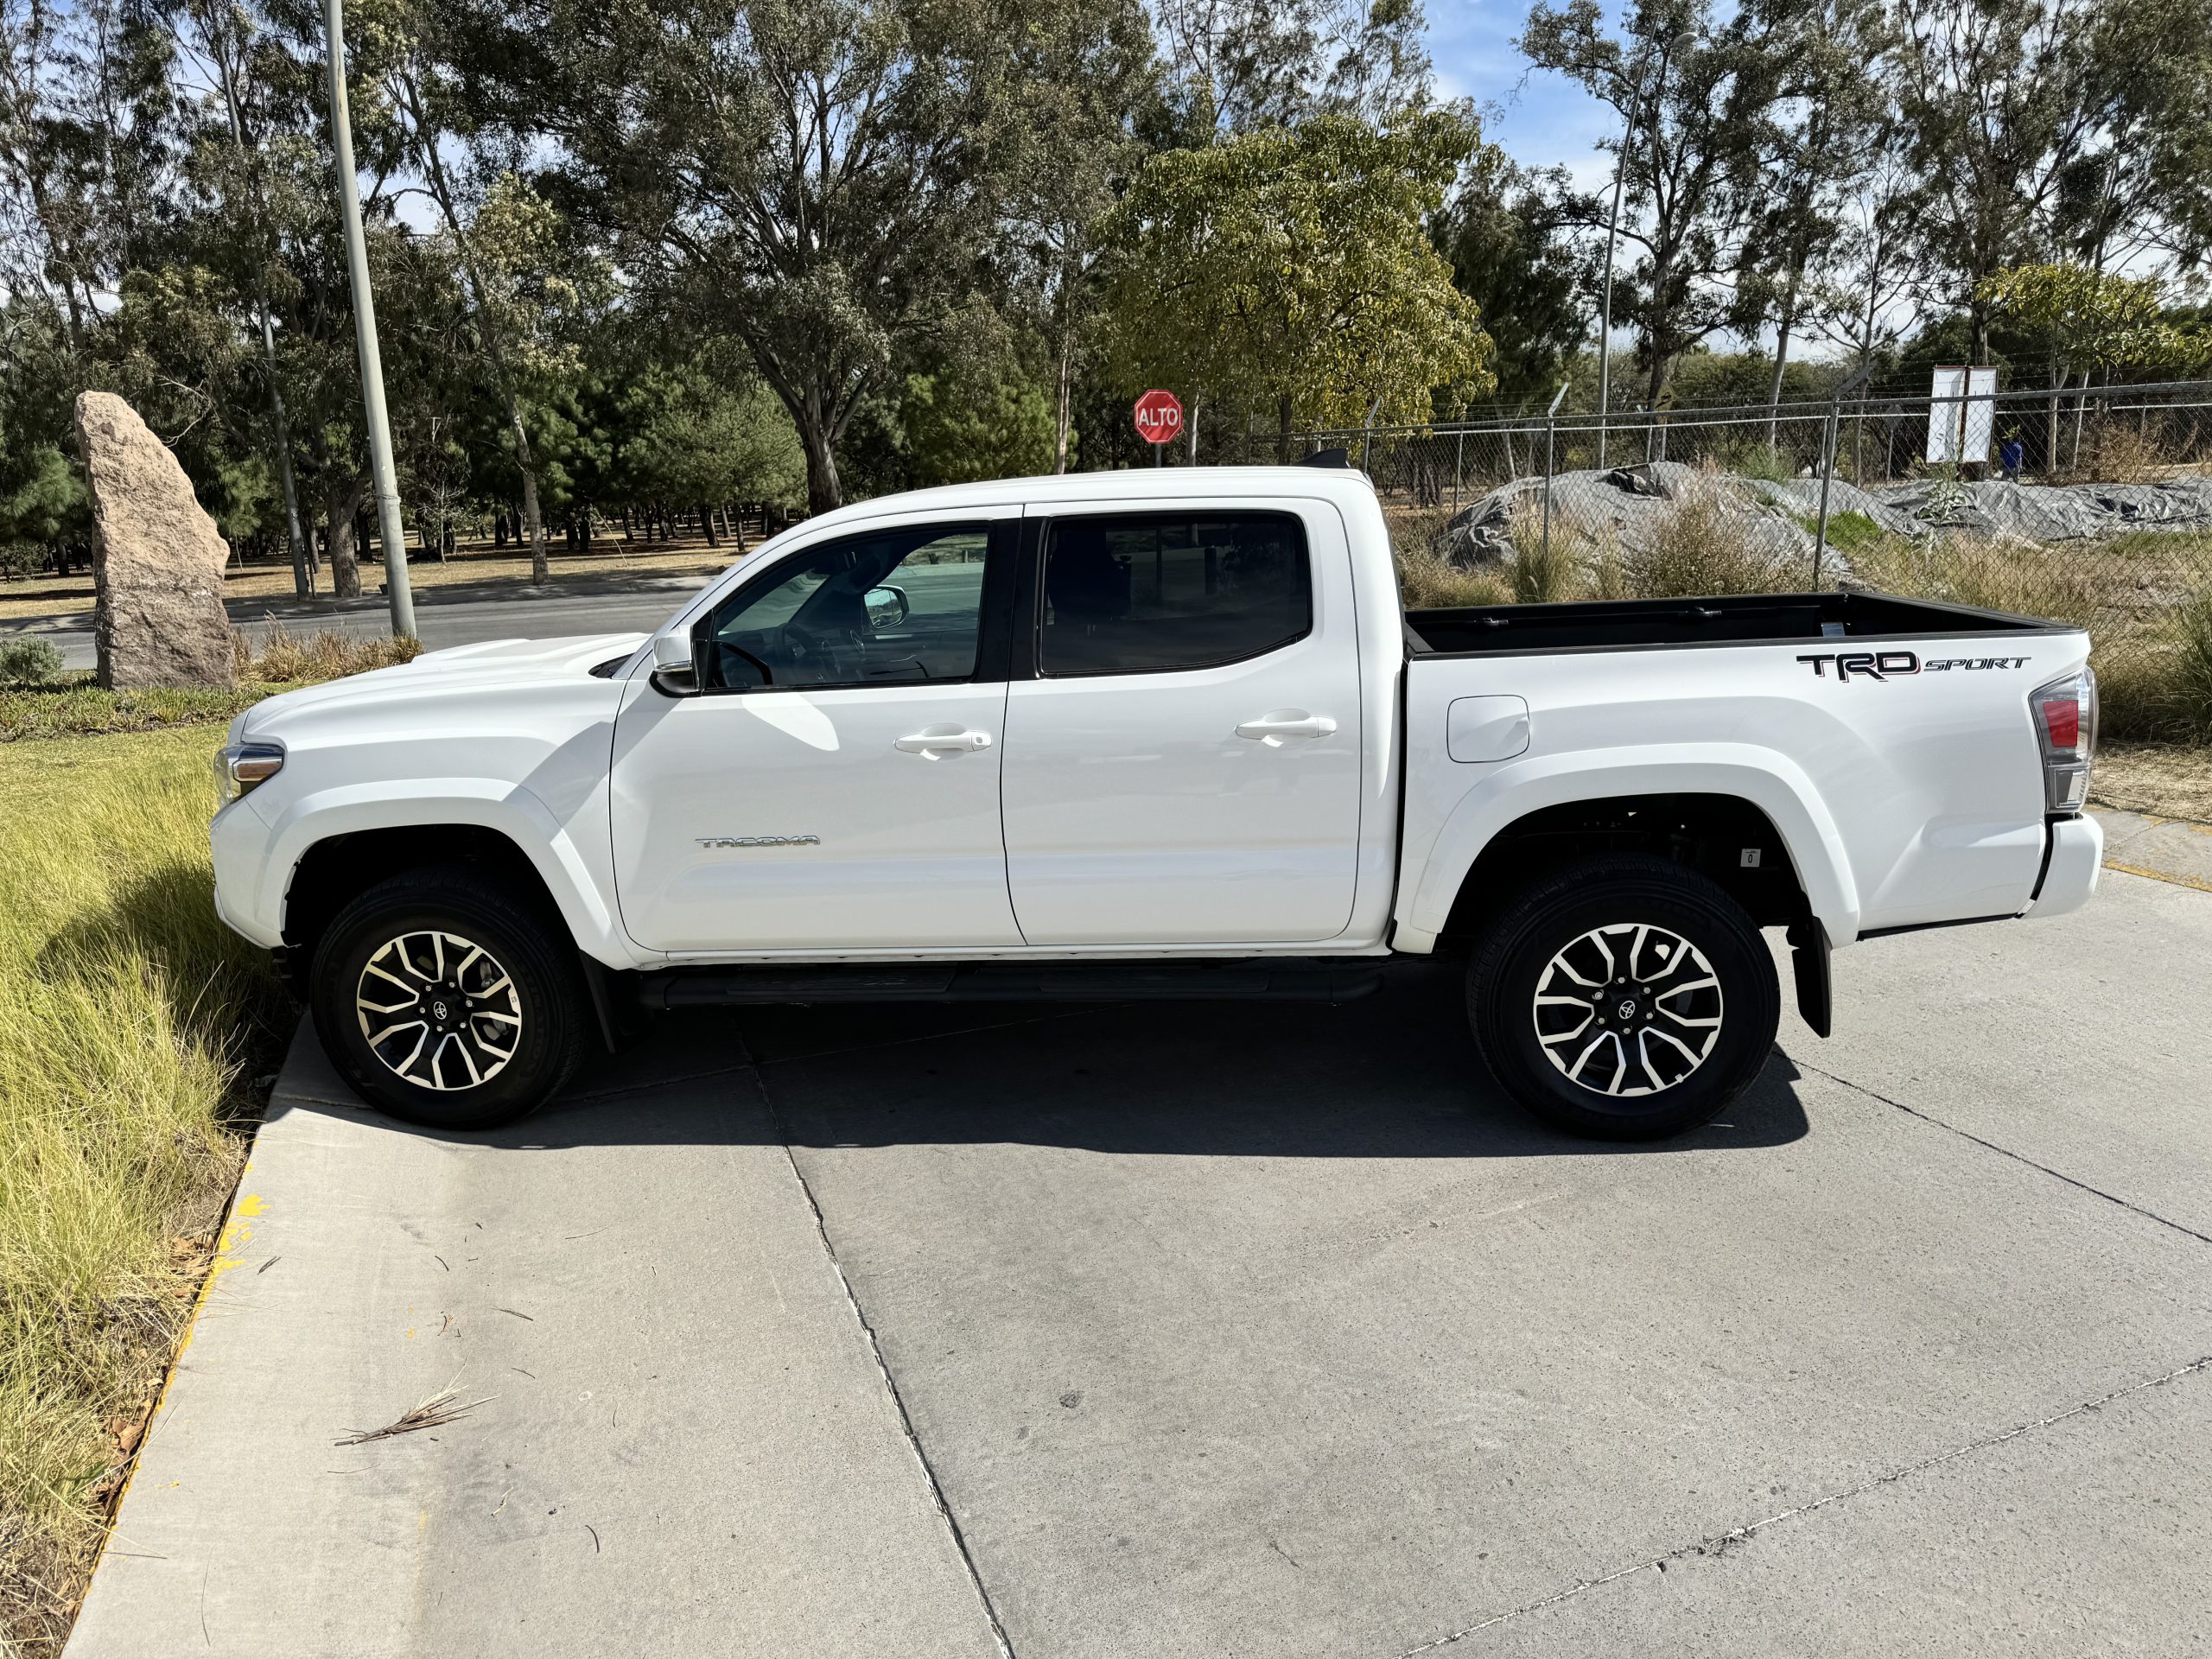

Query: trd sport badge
[[1796, 651, 1920, 681]]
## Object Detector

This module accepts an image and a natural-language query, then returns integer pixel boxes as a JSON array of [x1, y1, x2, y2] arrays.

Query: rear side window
[[1039, 512, 1311, 677]]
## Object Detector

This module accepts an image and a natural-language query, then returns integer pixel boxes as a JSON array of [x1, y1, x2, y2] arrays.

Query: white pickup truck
[[211, 464, 2101, 1140]]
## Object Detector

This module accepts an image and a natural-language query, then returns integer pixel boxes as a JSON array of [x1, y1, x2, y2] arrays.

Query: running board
[[635, 957, 1389, 1009]]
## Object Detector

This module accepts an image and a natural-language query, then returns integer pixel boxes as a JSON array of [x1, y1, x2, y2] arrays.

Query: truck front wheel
[[1467, 855, 1781, 1141], [308, 868, 588, 1131]]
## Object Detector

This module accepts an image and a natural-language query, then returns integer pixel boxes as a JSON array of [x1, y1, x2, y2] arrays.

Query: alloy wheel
[[1530, 922, 1724, 1097], [354, 929, 523, 1091]]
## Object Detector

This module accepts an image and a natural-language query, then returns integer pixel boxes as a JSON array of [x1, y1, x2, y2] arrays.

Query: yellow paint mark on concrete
[[419, 1509, 429, 1534], [2105, 858, 2212, 895], [85, 1179, 266, 1580]]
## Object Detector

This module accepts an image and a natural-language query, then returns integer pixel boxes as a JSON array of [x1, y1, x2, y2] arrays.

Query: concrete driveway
[[67, 870, 2212, 1657]]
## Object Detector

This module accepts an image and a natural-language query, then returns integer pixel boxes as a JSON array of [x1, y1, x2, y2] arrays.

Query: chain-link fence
[[1297, 378, 2212, 743]]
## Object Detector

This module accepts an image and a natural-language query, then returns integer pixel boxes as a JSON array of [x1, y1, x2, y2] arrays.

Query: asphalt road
[[67, 869, 2212, 1657], [2, 575, 709, 670]]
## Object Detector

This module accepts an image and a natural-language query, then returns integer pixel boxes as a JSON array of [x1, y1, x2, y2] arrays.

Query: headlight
[[214, 741, 285, 808]]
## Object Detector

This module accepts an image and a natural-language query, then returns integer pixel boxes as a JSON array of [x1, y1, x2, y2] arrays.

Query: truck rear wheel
[[309, 868, 588, 1131], [1466, 855, 1780, 1141]]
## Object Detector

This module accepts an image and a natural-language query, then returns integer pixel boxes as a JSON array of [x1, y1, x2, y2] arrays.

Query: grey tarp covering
[[1431, 461, 1814, 569], [1431, 469, 2212, 569]]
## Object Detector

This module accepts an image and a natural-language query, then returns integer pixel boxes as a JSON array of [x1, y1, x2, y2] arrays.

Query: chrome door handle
[[1235, 714, 1337, 741], [895, 728, 994, 755]]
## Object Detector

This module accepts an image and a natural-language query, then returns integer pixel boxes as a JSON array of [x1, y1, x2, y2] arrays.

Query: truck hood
[[238, 632, 647, 735]]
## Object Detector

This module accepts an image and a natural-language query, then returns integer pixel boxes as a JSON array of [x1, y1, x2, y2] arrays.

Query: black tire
[[1466, 855, 1780, 1141], [309, 866, 588, 1131]]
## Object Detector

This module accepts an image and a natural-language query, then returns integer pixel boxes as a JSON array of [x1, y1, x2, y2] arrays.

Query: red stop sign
[[1133, 389, 1184, 446]]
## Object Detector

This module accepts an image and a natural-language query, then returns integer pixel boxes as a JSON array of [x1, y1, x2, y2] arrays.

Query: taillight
[[2030, 667, 2096, 815]]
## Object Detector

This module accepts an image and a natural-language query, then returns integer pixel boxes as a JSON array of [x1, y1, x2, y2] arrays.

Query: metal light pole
[[322, 0, 416, 638]]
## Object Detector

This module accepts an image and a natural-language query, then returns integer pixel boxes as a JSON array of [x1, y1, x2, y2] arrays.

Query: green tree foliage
[[1979, 263, 2193, 385], [1431, 146, 1588, 406], [1001, 0, 1156, 472], [1732, 0, 1890, 429], [900, 366, 1063, 486], [1878, 0, 2212, 362], [531, 0, 1020, 514], [1520, 0, 1779, 412], [623, 362, 806, 518], [1100, 111, 1492, 458]]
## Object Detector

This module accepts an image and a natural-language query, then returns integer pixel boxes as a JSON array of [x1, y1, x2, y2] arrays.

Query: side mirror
[[863, 583, 910, 630], [650, 631, 700, 696]]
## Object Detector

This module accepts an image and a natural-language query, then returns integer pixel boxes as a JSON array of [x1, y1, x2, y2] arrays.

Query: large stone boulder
[[74, 391, 236, 689]]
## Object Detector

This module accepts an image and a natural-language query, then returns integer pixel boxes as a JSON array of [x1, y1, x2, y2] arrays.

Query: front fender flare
[[256, 779, 641, 969], [1402, 746, 1862, 947]]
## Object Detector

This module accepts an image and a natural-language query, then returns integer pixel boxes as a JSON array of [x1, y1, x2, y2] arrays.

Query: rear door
[[998, 501, 1364, 945], [610, 513, 1022, 953]]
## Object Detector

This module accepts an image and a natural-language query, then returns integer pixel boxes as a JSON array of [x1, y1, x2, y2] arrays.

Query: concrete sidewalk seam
[[749, 1070, 1019, 1659], [1393, 1350, 2212, 1655], [1795, 1056, 2212, 1249]]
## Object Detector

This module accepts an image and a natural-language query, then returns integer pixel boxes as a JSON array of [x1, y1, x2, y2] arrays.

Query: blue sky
[[1430, 0, 1621, 194]]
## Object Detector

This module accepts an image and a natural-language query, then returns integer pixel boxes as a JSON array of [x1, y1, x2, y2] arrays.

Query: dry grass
[[1394, 545, 1510, 608], [1503, 500, 1583, 604], [0, 727, 287, 1650], [235, 626, 421, 684], [1847, 536, 2212, 742], [1845, 535, 2102, 629], [2, 631, 418, 743], [1626, 489, 1802, 599], [2093, 742, 2212, 822]]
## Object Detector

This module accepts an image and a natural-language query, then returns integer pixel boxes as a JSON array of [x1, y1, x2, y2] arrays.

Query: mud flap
[[1786, 917, 1832, 1038]]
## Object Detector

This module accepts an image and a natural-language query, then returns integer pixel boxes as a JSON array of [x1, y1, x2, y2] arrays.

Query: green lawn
[[0, 727, 289, 1649]]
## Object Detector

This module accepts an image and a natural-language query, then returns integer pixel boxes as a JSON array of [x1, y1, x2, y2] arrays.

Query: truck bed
[[1405, 590, 2063, 658]]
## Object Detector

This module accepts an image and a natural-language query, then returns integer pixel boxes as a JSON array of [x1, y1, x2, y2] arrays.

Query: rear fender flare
[[1403, 747, 1862, 946]]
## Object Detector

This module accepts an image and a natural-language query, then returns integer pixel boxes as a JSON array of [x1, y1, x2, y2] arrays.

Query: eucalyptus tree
[[1150, 0, 1433, 135], [1520, 0, 1779, 414], [1734, 0, 1890, 442], [1806, 144, 1921, 372], [371, 0, 578, 582], [1001, 0, 1155, 471], [1430, 144, 1588, 407], [0, 0, 173, 351], [153, 0, 325, 588], [518, 0, 1024, 515], [1885, 0, 2106, 365], [2055, 0, 2212, 272]]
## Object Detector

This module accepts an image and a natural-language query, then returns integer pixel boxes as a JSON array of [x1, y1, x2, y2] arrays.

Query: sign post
[[1133, 390, 1184, 465]]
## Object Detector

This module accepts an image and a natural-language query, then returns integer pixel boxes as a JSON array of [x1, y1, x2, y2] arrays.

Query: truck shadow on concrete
[[337, 960, 1810, 1160]]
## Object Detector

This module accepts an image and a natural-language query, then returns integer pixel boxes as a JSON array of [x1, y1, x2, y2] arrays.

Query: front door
[[999, 504, 1364, 945], [611, 517, 1021, 953]]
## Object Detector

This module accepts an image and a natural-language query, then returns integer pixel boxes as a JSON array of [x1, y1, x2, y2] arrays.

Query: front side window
[[1039, 512, 1311, 676], [700, 524, 990, 690]]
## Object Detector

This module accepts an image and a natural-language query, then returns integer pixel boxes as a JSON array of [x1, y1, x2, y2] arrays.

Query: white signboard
[[1928, 365, 1999, 465]]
